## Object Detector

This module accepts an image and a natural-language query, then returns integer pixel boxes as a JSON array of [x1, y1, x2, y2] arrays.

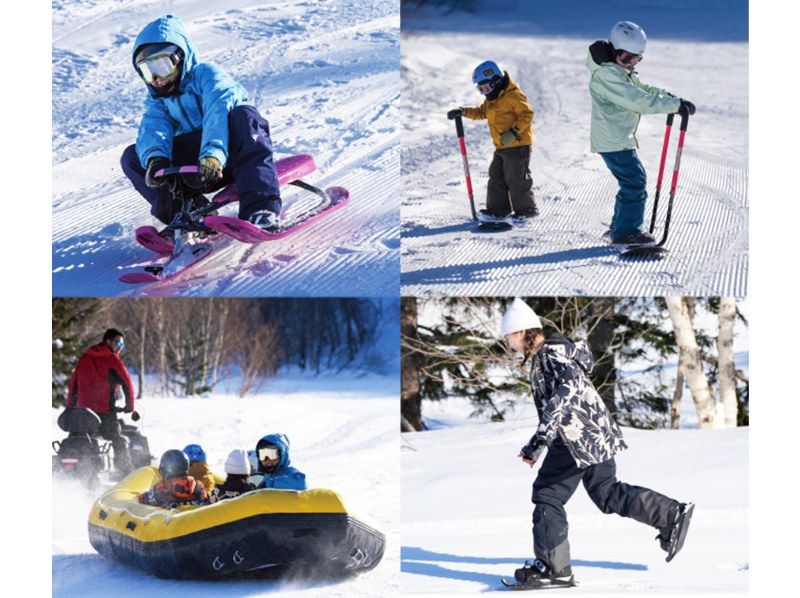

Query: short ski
[[501, 577, 576, 591], [119, 241, 214, 284], [205, 186, 349, 243], [665, 502, 694, 562]]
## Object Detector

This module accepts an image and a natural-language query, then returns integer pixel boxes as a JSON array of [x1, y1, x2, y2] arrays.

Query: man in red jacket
[[67, 328, 137, 475]]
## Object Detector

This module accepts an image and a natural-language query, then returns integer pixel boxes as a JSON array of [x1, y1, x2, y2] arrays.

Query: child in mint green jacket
[[586, 21, 695, 245]]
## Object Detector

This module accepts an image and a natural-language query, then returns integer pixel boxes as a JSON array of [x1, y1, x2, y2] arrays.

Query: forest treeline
[[53, 298, 385, 405], [401, 297, 748, 431]]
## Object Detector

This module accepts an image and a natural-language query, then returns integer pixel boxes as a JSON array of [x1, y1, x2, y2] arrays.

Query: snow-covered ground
[[402, 414, 748, 594], [52, 373, 399, 597], [401, 0, 748, 296], [52, 0, 399, 297]]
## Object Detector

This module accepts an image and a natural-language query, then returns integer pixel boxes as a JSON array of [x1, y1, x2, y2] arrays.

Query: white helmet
[[500, 298, 542, 336], [224, 449, 252, 476], [609, 21, 647, 55]]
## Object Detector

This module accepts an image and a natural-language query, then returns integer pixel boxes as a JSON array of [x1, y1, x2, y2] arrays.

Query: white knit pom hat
[[500, 298, 542, 336], [224, 449, 252, 475]]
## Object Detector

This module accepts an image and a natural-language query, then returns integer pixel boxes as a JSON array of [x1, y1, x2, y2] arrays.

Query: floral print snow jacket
[[524, 335, 627, 468]]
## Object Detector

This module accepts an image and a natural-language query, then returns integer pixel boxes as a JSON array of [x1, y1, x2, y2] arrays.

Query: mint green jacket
[[585, 51, 680, 153]]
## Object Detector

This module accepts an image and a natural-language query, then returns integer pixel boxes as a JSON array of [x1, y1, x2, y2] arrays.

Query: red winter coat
[[66, 343, 135, 414]]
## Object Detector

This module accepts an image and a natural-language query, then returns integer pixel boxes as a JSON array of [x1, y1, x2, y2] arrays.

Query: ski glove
[[520, 436, 546, 463], [678, 99, 696, 116], [131, 410, 141, 422], [145, 157, 172, 189], [447, 108, 463, 120], [499, 127, 520, 147], [197, 156, 223, 187]]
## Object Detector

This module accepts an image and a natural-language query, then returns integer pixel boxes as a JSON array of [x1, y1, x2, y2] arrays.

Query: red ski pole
[[657, 110, 689, 246], [454, 114, 478, 221], [648, 113, 674, 234]]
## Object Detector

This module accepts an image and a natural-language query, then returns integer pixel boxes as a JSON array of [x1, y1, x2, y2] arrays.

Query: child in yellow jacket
[[448, 60, 538, 221]]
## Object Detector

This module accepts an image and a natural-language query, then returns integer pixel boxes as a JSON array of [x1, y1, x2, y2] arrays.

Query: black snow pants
[[486, 145, 537, 217], [98, 412, 132, 476], [531, 437, 676, 575]]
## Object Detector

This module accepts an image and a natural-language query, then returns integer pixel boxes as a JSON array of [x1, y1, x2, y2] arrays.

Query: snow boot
[[657, 501, 694, 562], [512, 206, 539, 222], [249, 210, 281, 232], [612, 230, 656, 245], [512, 559, 575, 589], [478, 208, 511, 222]]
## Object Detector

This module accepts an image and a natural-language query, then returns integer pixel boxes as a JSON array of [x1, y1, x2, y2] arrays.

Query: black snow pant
[[531, 438, 676, 575], [486, 145, 537, 217], [120, 105, 281, 225], [98, 412, 132, 475]]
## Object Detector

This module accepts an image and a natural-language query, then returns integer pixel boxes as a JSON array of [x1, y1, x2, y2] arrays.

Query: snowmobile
[[52, 407, 153, 489], [120, 154, 349, 284]]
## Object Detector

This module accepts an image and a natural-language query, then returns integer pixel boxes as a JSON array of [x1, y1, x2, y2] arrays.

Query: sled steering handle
[[154, 165, 200, 178]]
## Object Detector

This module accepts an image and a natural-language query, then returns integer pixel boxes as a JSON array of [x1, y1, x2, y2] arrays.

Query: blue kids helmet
[[472, 60, 503, 95], [183, 443, 207, 463]]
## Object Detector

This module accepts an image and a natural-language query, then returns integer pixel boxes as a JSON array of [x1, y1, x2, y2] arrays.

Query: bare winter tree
[[717, 297, 738, 427], [401, 297, 424, 431], [665, 296, 716, 428]]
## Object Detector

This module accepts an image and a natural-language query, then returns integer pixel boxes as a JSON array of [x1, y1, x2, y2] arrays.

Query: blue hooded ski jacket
[[132, 15, 250, 169], [256, 433, 307, 491]]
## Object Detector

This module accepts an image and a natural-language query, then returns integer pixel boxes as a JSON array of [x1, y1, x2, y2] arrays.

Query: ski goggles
[[137, 53, 181, 83], [616, 51, 642, 66], [258, 447, 280, 461], [476, 80, 494, 95]]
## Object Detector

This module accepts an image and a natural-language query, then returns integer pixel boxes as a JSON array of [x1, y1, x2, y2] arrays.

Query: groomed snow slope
[[52, 374, 399, 597], [52, 0, 399, 297], [401, 0, 748, 296], [402, 419, 748, 594]]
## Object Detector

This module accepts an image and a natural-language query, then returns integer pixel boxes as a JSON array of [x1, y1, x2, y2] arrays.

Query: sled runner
[[120, 154, 349, 284]]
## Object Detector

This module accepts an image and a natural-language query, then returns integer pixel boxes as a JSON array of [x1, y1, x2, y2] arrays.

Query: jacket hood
[[132, 15, 198, 92], [256, 433, 293, 472], [587, 40, 633, 76], [486, 71, 511, 101], [87, 343, 117, 358], [545, 334, 595, 373]]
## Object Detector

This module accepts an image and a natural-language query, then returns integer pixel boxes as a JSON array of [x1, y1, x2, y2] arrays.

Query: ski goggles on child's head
[[258, 446, 280, 461], [476, 80, 494, 95], [137, 53, 181, 83], [616, 51, 642, 66]]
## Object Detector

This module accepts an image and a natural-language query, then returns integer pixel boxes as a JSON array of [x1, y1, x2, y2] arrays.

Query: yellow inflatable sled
[[88, 467, 385, 579]]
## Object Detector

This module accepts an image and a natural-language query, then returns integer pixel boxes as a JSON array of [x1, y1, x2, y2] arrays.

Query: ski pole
[[656, 111, 689, 246], [648, 113, 674, 234], [453, 114, 478, 221]]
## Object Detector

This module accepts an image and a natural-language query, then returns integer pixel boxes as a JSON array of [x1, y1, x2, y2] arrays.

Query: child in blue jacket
[[120, 15, 282, 232]]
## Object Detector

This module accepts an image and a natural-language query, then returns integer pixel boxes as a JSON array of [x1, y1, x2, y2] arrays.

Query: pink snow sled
[[120, 154, 349, 284]]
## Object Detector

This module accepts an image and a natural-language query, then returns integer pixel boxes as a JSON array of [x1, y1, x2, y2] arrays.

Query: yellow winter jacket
[[188, 461, 216, 494], [462, 76, 534, 150]]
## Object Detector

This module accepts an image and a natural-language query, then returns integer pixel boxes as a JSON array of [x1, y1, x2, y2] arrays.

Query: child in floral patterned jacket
[[500, 298, 693, 589]]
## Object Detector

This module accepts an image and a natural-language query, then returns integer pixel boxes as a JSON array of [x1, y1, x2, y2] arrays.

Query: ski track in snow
[[400, 12, 748, 296], [52, 0, 399, 297], [52, 377, 400, 597], [402, 421, 748, 594]]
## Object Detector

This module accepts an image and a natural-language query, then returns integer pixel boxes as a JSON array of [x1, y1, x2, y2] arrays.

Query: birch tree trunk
[[665, 296, 716, 428], [717, 297, 738, 427]]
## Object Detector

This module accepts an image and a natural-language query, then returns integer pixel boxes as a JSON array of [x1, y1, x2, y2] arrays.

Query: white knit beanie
[[500, 298, 542, 336], [224, 449, 252, 476]]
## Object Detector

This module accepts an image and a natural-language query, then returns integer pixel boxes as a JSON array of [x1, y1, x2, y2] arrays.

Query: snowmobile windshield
[[258, 446, 280, 461], [137, 53, 181, 83]]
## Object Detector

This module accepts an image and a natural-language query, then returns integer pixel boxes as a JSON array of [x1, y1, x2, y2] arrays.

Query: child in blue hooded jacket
[[253, 433, 307, 490], [120, 14, 282, 232]]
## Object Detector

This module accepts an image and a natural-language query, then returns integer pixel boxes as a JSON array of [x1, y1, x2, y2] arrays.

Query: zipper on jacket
[[176, 95, 195, 131]]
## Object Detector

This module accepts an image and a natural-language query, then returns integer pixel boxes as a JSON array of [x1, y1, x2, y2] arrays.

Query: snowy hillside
[[401, 0, 748, 296], [52, 0, 400, 297], [52, 374, 399, 597], [402, 419, 748, 594]]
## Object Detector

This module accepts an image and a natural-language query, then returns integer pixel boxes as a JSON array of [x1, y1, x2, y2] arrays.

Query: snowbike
[[120, 154, 349, 284], [52, 407, 153, 489]]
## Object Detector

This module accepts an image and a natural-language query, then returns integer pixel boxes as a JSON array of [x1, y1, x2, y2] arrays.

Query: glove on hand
[[519, 436, 546, 463], [131, 410, 141, 422], [678, 99, 696, 116], [499, 127, 520, 147], [145, 157, 172, 189], [197, 156, 223, 187], [447, 108, 463, 120]]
